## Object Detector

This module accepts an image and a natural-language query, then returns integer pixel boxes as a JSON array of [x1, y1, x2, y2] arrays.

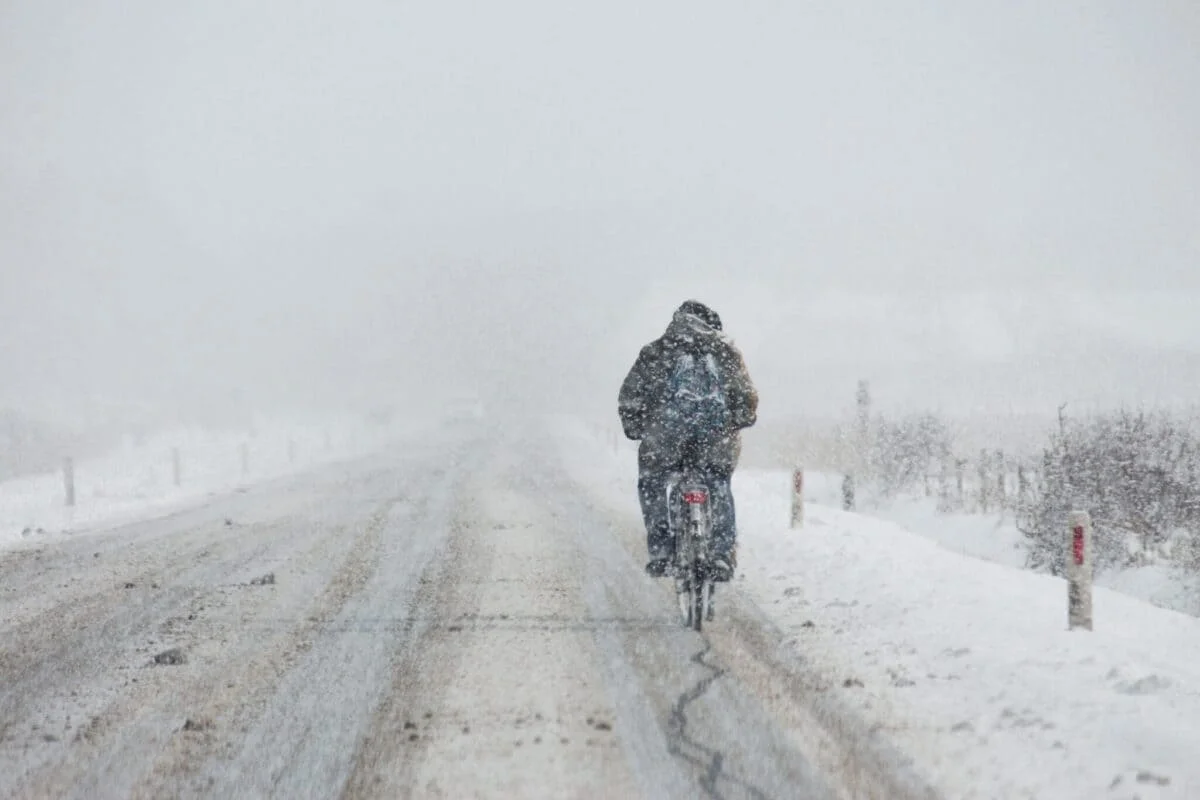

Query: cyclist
[[618, 300, 758, 581]]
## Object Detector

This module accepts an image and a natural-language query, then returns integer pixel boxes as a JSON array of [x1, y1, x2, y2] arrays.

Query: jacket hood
[[664, 308, 731, 348]]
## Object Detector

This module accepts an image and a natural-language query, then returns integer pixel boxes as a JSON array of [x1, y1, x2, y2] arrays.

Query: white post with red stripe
[[791, 468, 804, 528], [1067, 510, 1094, 631]]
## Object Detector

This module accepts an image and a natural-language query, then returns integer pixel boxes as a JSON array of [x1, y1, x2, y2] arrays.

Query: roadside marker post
[[1067, 510, 1094, 631], [791, 468, 805, 528]]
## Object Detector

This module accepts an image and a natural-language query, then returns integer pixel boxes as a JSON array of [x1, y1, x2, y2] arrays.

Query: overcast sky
[[2, 1, 1199, 427]]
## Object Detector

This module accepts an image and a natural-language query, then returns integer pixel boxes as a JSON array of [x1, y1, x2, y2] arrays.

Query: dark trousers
[[638, 467, 736, 563]]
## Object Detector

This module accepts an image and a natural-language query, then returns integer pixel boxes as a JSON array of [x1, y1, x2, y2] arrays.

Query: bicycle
[[666, 465, 716, 631]]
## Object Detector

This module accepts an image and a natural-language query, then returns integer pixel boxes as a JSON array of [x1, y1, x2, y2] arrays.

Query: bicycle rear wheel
[[690, 582, 705, 631], [677, 582, 692, 626]]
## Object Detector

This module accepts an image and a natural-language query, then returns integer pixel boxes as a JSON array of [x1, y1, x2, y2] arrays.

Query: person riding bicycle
[[618, 300, 758, 581]]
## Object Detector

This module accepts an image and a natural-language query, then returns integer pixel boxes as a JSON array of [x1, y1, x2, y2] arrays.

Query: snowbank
[[739, 471, 1200, 799], [0, 414, 416, 551], [802, 469, 1200, 617]]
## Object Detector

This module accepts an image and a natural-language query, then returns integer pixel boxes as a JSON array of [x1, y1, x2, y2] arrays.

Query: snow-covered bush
[[1018, 409, 1200, 575]]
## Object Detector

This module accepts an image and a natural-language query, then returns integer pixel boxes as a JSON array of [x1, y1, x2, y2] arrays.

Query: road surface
[[0, 426, 935, 799]]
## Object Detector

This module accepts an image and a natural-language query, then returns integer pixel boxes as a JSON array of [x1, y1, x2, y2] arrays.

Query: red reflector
[[1072, 526, 1085, 565], [683, 491, 708, 505]]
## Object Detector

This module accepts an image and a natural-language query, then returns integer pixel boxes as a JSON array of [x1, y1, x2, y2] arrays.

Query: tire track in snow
[[126, 494, 406, 799], [344, 451, 647, 798], [0, 520, 310, 797], [198, 450, 468, 798], [338, 497, 470, 799]]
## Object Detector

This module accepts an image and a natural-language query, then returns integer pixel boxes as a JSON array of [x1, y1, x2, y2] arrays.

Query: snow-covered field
[[0, 414, 419, 551], [738, 472, 1200, 800], [576, 423, 1200, 799], [802, 471, 1031, 569], [802, 470, 1200, 617]]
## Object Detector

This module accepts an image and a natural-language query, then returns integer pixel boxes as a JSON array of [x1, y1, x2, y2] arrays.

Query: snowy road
[[0, 427, 928, 799]]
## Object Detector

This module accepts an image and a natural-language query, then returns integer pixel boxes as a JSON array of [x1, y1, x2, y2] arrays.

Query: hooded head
[[676, 300, 722, 331]]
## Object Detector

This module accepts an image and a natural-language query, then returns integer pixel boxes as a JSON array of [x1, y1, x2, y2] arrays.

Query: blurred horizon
[[3, 1, 1199, 435]]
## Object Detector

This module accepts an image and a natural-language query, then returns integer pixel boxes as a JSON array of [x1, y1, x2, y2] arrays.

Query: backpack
[[661, 348, 728, 438]]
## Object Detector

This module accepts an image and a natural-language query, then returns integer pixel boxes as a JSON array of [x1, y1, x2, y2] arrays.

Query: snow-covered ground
[[802, 471, 1030, 569], [572, 422, 1200, 799], [739, 473, 1200, 799], [803, 470, 1200, 617], [0, 414, 419, 551]]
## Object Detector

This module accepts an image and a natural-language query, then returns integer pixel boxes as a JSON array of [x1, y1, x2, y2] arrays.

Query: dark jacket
[[618, 309, 758, 473]]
